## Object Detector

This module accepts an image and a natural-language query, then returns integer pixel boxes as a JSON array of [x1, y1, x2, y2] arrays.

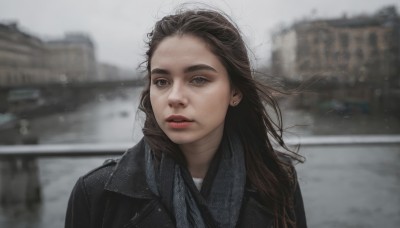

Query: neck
[[179, 130, 223, 179]]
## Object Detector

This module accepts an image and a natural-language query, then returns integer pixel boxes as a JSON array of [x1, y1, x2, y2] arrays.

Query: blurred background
[[0, 0, 399, 227]]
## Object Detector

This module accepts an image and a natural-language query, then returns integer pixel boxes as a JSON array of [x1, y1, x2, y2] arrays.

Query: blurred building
[[45, 33, 97, 83], [0, 24, 98, 87], [97, 63, 119, 81], [0, 22, 53, 87], [272, 6, 400, 89], [97, 62, 137, 82]]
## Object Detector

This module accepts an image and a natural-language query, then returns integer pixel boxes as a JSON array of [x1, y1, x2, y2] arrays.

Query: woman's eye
[[153, 79, 169, 87], [190, 77, 208, 85]]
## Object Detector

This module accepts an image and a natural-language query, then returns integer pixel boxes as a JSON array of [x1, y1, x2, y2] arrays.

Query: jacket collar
[[104, 138, 154, 199]]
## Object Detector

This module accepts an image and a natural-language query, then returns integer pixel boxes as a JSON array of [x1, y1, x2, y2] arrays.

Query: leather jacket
[[65, 139, 307, 228]]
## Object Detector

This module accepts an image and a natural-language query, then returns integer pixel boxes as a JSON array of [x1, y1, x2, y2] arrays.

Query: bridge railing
[[1, 135, 400, 157], [1, 135, 400, 207]]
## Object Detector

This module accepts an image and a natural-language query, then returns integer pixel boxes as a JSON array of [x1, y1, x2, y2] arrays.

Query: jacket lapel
[[102, 139, 176, 228]]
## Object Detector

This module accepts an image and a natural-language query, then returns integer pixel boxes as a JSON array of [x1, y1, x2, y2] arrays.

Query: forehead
[[150, 34, 225, 71]]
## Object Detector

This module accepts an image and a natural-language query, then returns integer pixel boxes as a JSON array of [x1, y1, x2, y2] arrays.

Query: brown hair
[[139, 8, 302, 227]]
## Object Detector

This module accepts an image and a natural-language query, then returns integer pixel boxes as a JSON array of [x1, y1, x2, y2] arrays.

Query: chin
[[168, 137, 194, 145], [166, 133, 197, 145]]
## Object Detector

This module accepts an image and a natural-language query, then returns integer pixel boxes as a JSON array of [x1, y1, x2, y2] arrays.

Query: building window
[[313, 34, 320, 44], [333, 51, 340, 64], [323, 33, 334, 49], [355, 35, 363, 44], [340, 33, 349, 48], [356, 48, 364, 61], [343, 51, 350, 61], [369, 32, 378, 47], [370, 49, 379, 59], [383, 31, 393, 43]]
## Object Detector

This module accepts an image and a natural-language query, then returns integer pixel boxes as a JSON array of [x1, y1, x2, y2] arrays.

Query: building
[[45, 33, 97, 83], [97, 62, 120, 81], [0, 24, 98, 87], [0, 22, 54, 87], [97, 62, 138, 82], [272, 6, 399, 89]]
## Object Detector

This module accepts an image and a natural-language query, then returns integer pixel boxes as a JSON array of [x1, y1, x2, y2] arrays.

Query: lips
[[166, 115, 193, 129], [166, 115, 191, 122]]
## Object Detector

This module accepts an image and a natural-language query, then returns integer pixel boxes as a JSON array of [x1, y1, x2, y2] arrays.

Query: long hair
[[139, 8, 302, 227]]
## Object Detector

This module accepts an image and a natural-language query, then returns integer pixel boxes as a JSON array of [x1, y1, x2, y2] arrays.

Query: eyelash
[[190, 76, 209, 85], [152, 76, 209, 88], [153, 78, 169, 87]]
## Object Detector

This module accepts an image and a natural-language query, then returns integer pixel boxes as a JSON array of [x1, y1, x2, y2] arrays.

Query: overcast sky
[[1, 0, 399, 70]]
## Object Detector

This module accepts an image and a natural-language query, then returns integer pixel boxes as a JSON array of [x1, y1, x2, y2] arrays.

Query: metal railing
[[1, 134, 399, 206], [1, 135, 400, 158]]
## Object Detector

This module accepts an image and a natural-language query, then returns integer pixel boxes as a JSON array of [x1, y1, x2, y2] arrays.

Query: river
[[0, 86, 399, 227]]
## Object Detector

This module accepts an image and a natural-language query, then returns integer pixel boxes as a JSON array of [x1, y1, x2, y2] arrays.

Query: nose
[[168, 81, 188, 108]]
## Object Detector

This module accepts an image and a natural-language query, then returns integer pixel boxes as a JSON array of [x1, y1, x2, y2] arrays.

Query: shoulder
[[275, 152, 308, 227], [68, 157, 121, 212], [275, 151, 304, 179], [66, 142, 148, 227], [66, 158, 121, 227], [79, 140, 145, 191], [79, 158, 119, 193], [75, 139, 148, 199]]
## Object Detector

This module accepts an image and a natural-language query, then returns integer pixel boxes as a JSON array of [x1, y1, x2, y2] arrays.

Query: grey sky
[[1, 0, 399, 70]]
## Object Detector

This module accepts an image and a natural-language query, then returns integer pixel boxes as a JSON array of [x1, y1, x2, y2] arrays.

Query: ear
[[230, 88, 243, 106]]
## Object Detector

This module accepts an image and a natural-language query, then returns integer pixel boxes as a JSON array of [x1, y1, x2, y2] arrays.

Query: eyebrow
[[150, 64, 218, 75], [184, 64, 217, 73]]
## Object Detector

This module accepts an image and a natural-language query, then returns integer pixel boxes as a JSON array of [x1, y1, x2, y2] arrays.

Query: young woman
[[66, 8, 307, 228]]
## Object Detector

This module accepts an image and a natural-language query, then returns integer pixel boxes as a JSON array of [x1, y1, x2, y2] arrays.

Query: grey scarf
[[145, 133, 246, 228]]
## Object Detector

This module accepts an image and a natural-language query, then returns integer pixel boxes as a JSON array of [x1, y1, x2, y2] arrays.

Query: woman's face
[[149, 34, 235, 147]]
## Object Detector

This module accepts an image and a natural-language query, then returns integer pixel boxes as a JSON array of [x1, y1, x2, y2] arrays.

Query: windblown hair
[[139, 8, 302, 228]]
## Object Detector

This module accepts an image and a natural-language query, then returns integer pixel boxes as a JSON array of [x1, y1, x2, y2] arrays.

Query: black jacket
[[65, 139, 307, 228]]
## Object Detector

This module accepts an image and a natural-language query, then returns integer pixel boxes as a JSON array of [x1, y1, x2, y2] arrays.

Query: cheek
[[149, 93, 161, 118], [149, 88, 160, 108], [149, 95, 168, 134], [200, 91, 230, 116]]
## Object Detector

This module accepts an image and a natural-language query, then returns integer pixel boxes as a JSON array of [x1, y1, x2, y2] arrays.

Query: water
[[1, 87, 144, 228], [1, 86, 399, 227], [29, 88, 144, 144], [297, 145, 400, 227]]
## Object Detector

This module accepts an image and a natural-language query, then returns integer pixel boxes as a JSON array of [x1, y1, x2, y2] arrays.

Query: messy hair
[[139, 8, 302, 227]]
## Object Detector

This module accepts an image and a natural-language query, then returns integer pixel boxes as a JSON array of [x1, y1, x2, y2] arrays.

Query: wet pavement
[[0, 87, 399, 227]]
